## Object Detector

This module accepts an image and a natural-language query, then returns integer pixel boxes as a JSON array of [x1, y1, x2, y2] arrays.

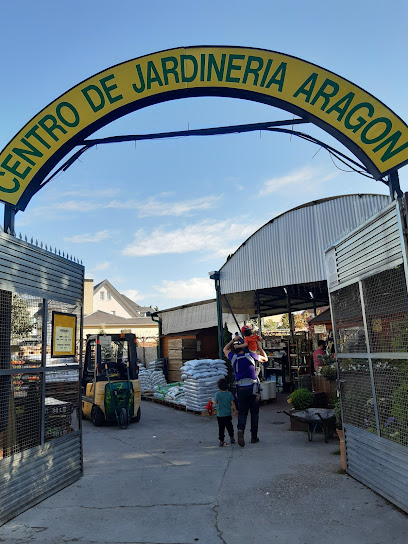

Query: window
[[99, 292, 104, 300], [107, 292, 111, 300]]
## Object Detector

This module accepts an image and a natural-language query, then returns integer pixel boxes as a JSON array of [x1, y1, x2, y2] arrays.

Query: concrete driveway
[[1, 396, 407, 544]]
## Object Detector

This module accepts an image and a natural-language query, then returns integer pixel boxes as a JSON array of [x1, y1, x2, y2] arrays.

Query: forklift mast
[[83, 333, 138, 383]]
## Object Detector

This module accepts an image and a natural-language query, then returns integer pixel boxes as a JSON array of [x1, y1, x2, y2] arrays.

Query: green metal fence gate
[[0, 229, 84, 525], [326, 198, 408, 512]]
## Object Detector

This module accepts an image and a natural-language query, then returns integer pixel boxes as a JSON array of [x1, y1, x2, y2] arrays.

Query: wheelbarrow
[[282, 408, 336, 442]]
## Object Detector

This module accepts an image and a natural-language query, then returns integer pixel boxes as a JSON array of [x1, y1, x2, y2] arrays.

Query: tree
[[223, 322, 232, 345], [294, 312, 309, 330], [11, 294, 35, 339], [280, 313, 290, 329], [263, 318, 278, 331]]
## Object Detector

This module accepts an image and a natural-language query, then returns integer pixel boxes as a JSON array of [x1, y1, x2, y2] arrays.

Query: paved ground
[[1, 395, 407, 544]]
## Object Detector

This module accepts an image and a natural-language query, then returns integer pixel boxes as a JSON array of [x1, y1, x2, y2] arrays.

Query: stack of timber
[[167, 338, 197, 382]]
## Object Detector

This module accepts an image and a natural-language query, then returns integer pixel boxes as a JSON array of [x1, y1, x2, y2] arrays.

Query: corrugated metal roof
[[220, 194, 391, 295], [83, 310, 154, 326], [155, 299, 216, 314], [158, 300, 249, 335]]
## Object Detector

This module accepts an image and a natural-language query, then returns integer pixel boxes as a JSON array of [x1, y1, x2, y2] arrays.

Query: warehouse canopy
[[154, 299, 249, 336], [219, 194, 391, 317], [309, 307, 332, 325]]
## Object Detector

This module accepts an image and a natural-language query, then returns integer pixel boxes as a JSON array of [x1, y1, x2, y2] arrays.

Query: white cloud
[[68, 230, 111, 243], [155, 277, 215, 302], [58, 200, 104, 212], [258, 166, 338, 197], [27, 192, 221, 219], [106, 194, 221, 216], [59, 188, 119, 199], [122, 289, 145, 302], [121, 219, 263, 257], [85, 261, 110, 278], [91, 261, 110, 271]]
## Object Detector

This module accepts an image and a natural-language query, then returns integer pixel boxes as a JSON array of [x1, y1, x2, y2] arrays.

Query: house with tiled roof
[[83, 279, 158, 342]]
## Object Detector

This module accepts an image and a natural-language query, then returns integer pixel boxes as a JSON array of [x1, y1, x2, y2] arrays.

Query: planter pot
[[289, 409, 308, 432], [312, 375, 336, 398], [336, 428, 346, 470]]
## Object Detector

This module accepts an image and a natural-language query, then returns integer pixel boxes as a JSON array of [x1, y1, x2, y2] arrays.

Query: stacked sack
[[147, 360, 164, 371], [165, 383, 185, 405], [138, 367, 153, 393], [139, 368, 167, 393], [181, 359, 228, 412], [154, 382, 186, 405], [151, 370, 167, 389]]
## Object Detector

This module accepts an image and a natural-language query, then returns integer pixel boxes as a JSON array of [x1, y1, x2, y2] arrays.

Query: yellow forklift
[[82, 333, 141, 428]]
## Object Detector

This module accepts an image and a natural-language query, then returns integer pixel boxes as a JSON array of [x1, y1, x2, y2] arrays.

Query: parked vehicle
[[82, 333, 141, 428]]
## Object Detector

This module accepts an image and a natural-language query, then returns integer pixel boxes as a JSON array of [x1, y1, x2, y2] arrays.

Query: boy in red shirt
[[239, 325, 262, 355]]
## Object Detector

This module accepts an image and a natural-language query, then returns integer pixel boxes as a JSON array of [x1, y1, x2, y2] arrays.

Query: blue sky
[[1, 1, 408, 310]]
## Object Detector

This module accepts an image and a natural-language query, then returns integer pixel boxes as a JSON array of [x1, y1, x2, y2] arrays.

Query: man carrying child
[[223, 336, 268, 447]]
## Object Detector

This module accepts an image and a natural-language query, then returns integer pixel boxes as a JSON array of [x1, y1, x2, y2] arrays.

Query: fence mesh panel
[[45, 301, 81, 442], [372, 358, 408, 447], [0, 294, 82, 459], [331, 283, 367, 353], [45, 370, 80, 441], [1, 293, 44, 458], [338, 358, 377, 433], [362, 265, 408, 353], [8, 373, 42, 455]]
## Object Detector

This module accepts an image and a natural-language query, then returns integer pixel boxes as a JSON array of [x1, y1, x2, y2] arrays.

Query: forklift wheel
[[91, 406, 105, 426], [119, 407, 129, 429], [134, 407, 141, 423]]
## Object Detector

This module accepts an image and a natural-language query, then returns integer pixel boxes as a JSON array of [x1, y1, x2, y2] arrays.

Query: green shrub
[[288, 388, 313, 410], [320, 364, 337, 382]]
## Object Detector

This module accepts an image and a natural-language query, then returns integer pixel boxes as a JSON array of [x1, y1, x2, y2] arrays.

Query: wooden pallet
[[184, 406, 216, 416], [144, 396, 212, 416], [168, 338, 197, 349]]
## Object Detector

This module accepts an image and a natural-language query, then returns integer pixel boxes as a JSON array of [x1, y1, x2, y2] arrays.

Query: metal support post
[[388, 170, 403, 200], [358, 281, 381, 435], [150, 314, 162, 359], [40, 299, 48, 445], [284, 287, 295, 340], [256, 290, 262, 336], [222, 292, 244, 340], [209, 271, 224, 359], [3, 204, 16, 233], [309, 291, 317, 317]]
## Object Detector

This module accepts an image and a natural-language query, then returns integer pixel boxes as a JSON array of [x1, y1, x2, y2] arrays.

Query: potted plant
[[287, 388, 313, 431], [320, 364, 337, 383], [314, 358, 337, 398], [334, 397, 346, 470], [288, 388, 313, 410]]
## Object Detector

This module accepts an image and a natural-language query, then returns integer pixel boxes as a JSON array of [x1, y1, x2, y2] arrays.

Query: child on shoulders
[[237, 325, 262, 356]]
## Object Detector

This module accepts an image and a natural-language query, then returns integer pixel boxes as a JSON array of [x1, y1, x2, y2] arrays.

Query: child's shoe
[[230, 437, 236, 444], [219, 441, 228, 447], [237, 430, 245, 447]]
